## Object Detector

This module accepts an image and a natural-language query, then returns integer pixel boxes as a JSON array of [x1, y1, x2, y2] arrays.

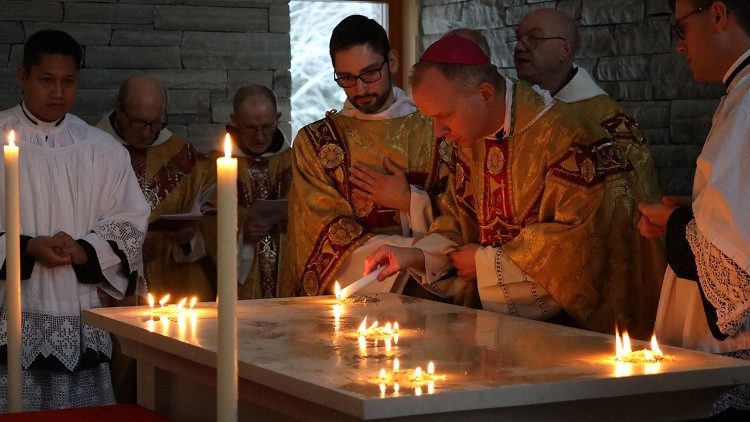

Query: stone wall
[[420, 0, 724, 195], [0, 0, 291, 153]]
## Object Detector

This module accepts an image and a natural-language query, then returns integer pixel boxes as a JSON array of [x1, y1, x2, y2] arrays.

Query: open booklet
[[148, 184, 217, 231]]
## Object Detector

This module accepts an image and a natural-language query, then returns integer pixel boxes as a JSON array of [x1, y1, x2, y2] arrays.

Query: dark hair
[[23, 30, 83, 72], [329, 15, 391, 65], [669, 0, 750, 35]]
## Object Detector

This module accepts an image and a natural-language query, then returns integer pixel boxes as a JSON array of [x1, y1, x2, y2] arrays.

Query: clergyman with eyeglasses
[[97, 75, 216, 304], [205, 85, 294, 299], [638, 0, 750, 417], [511, 9, 666, 339], [288, 15, 451, 298]]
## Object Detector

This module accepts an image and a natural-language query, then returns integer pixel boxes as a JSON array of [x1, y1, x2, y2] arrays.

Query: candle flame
[[334, 281, 341, 300], [8, 130, 15, 147], [393, 383, 399, 394], [379, 383, 386, 397], [368, 321, 379, 331], [176, 297, 187, 309], [189, 296, 198, 309], [147, 293, 154, 308], [393, 358, 400, 372], [385, 322, 392, 333], [159, 294, 170, 306], [415, 367, 423, 379], [428, 361, 435, 375], [379, 368, 386, 380], [357, 316, 368, 334], [415, 386, 422, 396], [394, 322, 399, 331], [224, 133, 232, 158], [651, 334, 663, 356]]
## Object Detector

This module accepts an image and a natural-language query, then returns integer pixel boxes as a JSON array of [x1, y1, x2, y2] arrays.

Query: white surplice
[[655, 48, 750, 414], [0, 104, 150, 410]]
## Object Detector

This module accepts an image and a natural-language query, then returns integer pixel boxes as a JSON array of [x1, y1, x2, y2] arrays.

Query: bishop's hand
[[364, 245, 425, 281], [349, 157, 410, 213]]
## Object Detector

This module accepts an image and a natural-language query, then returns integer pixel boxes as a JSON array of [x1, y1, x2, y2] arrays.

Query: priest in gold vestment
[[366, 32, 660, 339], [203, 85, 293, 299], [97, 75, 216, 302], [289, 15, 450, 297]]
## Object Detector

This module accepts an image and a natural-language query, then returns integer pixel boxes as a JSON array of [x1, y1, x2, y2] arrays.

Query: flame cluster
[[376, 359, 444, 397], [614, 326, 668, 363], [146, 293, 198, 319]]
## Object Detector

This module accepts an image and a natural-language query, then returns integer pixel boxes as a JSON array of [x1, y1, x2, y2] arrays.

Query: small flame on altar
[[368, 321, 379, 331], [615, 325, 665, 363], [415, 367, 423, 379], [393, 383, 400, 395], [334, 281, 341, 300], [8, 130, 15, 147], [393, 358, 400, 372], [379, 368, 386, 380], [427, 361, 435, 375], [176, 297, 187, 309], [159, 294, 170, 307], [147, 293, 155, 309], [357, 317, 368, 335], [379, 383, 386, 398], [189, 296, 198, 309], [224, 133, 232, 158]]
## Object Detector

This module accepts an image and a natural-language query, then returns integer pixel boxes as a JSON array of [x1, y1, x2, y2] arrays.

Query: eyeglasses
[[670, 2, 712, 40], [241, 124, 276, 135], [121, 106, 167, 132], [334, 60, 388, 88], [511, 34, 567, 49]]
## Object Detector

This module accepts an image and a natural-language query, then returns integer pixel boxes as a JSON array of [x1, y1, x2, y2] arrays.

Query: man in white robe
[[0, 30, 149, 411], [639, 0, 750, 415]]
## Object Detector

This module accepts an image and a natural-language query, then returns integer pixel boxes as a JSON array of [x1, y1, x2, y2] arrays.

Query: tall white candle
[[4, 130, 22, 412], [216, 133, 238, 421]]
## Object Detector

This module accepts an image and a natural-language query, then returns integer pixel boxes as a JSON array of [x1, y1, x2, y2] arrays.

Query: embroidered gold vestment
[[429, 81, 662, 338], [289, 111, 450, 296], [130, 135, 216, 301], [204, 148, 293, 299]]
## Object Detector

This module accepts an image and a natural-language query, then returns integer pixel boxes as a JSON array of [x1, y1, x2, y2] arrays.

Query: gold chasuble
[[423, 80, 660, 339], [129, 137, 216, 301], [289, 111, 449, 296], [204, 147, 293, 299]]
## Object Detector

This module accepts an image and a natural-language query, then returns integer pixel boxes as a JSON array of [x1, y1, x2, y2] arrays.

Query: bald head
[[514, 8, 578, 95], [233, 84, 277, 114], [522, 9, 578, 52], [113, 75, 168, 148], [231, 85, 281, 155], [117, 75, 167, 111]]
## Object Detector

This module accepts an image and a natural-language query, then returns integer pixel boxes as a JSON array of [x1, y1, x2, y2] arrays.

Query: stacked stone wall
[[421, 0, 722, 194], [0, 0, 291, 152]]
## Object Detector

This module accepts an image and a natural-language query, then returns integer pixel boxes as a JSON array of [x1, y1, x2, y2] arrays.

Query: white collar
[[554, 65, 608, 103], [722, 47, 750, 92], [340, 86, 417, 120], [21, 101, 66, 130]]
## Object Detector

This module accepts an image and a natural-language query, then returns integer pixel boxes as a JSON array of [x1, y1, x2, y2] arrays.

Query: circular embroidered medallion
[[319, 143, 345, 169], [351, 192, 374, 217], [303, 271, 319, 296], [487, 147, 505, 175], [328, 218, 363, 246]]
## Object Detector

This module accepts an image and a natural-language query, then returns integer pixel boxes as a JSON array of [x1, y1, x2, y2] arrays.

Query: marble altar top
[[84, 294, 750, 419]]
